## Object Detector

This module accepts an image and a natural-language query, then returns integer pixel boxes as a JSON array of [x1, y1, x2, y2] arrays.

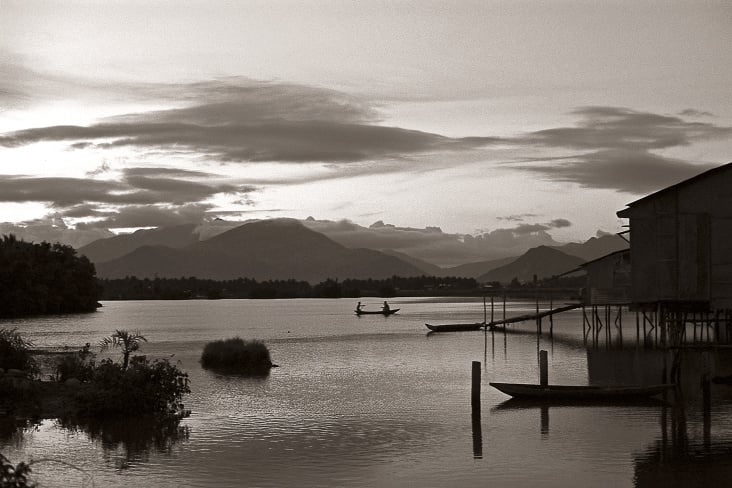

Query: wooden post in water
[[471, 361, 481, 409], [549, 296, 554, 338], [490, 295, 494, 324], [503, 293, 506, 321], [539, 350, 548, 386]]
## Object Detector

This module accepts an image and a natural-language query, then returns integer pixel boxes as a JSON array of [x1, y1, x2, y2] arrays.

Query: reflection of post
[[540, 405, 549, 436], [472, 403, 483, 459], [540, 350, 548, 386], [472, 361, 481, 409], [702, 351, 711, 449]]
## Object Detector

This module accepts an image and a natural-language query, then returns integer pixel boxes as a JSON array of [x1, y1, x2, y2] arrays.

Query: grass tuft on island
[[201, 338, 276, 375]]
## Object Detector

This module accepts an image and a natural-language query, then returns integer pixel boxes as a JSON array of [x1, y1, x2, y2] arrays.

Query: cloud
[[511, 106, 732, 193], [301, 217, 569, 266], [0, 169, 254, 207], [0, 78, 500, 164], [519, 149, 719, 194], [77, 203, 214, 229], [0, 217, 114, 248]]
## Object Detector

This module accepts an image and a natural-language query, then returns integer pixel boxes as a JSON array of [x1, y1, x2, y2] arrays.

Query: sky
[[1, 0, 731, 258]]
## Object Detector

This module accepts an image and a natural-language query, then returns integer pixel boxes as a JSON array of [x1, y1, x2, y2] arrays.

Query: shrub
[[201, 338, 274, 375], [0, 453, 36, 488], [55, 344, 95, 383], [73, 356, 190, 418], [0, 328, 37, 374]]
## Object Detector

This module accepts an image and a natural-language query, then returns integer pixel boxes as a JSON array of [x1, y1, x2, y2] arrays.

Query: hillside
[[440, 256, 517, 278], [95, 219, 424, 282], [477, 246, 585, 284], [554, 234, 628, 261], [79, 223, 200, 263]]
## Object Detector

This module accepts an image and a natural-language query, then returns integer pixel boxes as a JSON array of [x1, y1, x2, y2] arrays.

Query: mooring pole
[[490, 295, 494, 324], [471, 361, 481, 409], [540, 350, 548, 387]]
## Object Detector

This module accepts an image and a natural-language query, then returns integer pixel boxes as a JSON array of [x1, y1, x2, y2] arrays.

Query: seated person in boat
[[356, 301, 363, 312], [382, 301, 390, 312]]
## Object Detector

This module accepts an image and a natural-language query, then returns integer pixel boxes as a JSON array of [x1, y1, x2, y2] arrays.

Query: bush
[[201, 338, 274, 375], [0, 453, 36, 488], [0, 328, 37, 374], [73, 356, 190, 418], [55, 344, 95, 383]]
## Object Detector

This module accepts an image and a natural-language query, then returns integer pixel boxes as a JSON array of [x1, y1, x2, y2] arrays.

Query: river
[[3, 297, 732, 487]]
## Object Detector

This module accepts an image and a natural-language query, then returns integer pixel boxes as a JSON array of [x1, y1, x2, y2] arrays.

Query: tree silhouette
[[0, 234, 100, 317], [99, 329, 148, 370]]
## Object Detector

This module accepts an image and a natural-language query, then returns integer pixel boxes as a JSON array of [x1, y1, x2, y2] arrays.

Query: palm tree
[[99, 329, 147, 370]]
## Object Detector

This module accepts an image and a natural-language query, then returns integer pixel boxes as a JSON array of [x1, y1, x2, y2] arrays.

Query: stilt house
[[616, 162, 732, 311]]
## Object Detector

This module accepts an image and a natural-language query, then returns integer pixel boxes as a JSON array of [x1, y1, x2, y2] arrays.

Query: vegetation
[[0, 328, 37, 374], [0, 453, 36, 488], [0, 235, 101, 317], [99, 330, 147, 370], [73, 356, 190, 418], [99, 275, 481, 299], [1, 330, 189, 422], [201, 338, 274, 375], [54, 343, 94, 383]]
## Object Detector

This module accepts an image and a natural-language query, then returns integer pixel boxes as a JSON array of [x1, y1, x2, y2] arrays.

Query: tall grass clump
[[200, 338, 274, 375], [0, 328, 37, 374]]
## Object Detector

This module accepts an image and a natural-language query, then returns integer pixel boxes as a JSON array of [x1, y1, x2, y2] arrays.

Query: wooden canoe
[[490, 382, 674, 400], [425, 322, 484, 332], [355, 308, 400, 316]]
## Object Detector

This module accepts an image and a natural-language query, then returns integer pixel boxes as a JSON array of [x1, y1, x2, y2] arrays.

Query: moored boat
[[425, 322, 484, 332], [489, 382, 674, 400]]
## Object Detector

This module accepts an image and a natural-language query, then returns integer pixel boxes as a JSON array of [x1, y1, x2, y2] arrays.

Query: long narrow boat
[[490, 382, 674, 400], [425, 322, 484, 332], [355, 308, 400, 316]]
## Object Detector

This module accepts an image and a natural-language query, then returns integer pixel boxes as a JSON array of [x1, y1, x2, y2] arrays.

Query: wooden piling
[[471, 361, 481, 408], [539, 350, 548, 386]]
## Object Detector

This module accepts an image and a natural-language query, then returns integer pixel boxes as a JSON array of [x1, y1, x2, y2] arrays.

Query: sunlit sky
[[1, 0, 731, 251]]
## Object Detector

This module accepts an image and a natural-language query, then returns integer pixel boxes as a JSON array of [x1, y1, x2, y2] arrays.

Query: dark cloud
[[0, 171, 254, 207], [496, 213, 539, 222], [79, 203, 214, 229], [525, 106, 731, 151], [549, 219, 572, 228], [0, 79, 500, 163], [512, 107, 732, 193], [679, 109, 715, 118], [520, 149, 718, 194]]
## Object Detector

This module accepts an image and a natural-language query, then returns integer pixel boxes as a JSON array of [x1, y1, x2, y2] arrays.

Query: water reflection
[[0, 417, 39, 448], [56, 416, 190, 470]]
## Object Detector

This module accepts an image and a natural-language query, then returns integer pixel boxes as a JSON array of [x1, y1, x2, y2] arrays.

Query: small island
[[201, 337, 277, 375]]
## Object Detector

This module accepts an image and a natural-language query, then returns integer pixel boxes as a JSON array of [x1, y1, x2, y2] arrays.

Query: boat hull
[[489, 382, 674, 400], [425, 323, 484, 332], [355, 308, 400, 316]]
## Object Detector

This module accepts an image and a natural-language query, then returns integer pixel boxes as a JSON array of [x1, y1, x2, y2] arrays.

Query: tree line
[[0, 235, 100, 317], [98, 275, 481, 300]]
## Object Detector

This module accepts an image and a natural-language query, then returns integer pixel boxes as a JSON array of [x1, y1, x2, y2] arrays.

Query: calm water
[[3, 298, 732, 487]]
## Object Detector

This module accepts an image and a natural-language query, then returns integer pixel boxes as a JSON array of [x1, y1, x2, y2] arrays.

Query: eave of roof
[[616, 161, 732, 217]]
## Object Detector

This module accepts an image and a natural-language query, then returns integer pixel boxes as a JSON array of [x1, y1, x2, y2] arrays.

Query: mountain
[[440, 256, 518, 278], [95, 219, 424, 282], [554, 234, 628, 262], [379, 249, 444, 276], [477, 246, 585, 284], [79, 223, 200, 263]]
